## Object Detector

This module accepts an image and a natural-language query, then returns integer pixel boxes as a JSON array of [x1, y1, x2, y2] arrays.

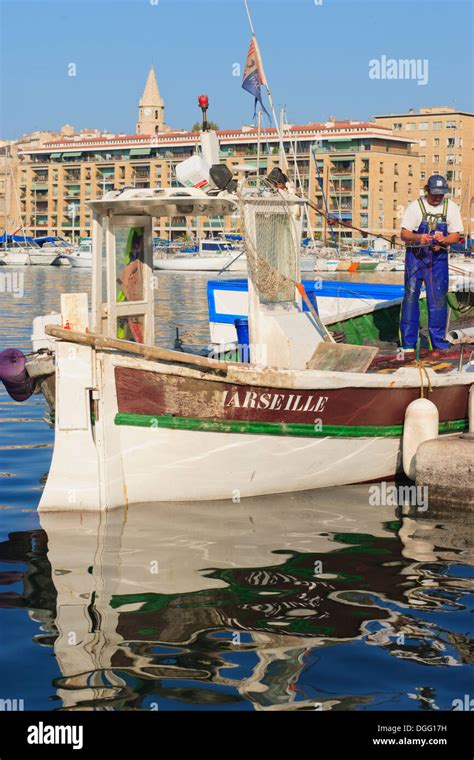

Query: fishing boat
[[1, 129, 472, 511]]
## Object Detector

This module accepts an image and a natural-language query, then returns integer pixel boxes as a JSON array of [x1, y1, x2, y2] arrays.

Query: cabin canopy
[[87, 188, 237, 345]]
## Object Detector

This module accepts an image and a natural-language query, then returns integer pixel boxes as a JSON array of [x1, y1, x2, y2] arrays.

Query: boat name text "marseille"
[[223, 390, 329, 413]]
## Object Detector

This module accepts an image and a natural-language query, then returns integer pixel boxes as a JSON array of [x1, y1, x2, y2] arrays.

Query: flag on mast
[[242, 36, 270, 118]]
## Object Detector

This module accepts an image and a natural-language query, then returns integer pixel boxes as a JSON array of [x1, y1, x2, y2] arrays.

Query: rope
[[415, 359, 433, 398]]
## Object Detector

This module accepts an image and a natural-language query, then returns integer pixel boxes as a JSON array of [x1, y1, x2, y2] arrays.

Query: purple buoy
[[0, 349, 36, 402]]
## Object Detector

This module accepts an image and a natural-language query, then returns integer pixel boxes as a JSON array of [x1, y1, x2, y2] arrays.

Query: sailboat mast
[[3, 143, 8, 249]]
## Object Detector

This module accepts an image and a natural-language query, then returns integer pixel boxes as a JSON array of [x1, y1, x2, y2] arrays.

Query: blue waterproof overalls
[[400, 197, 450, 350]]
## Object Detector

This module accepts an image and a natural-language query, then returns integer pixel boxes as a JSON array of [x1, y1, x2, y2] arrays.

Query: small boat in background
[[0, 234, 64, 265], [62, 239, 92, 268], [34, 236, 74, 266], [0, 234, 31, 265]]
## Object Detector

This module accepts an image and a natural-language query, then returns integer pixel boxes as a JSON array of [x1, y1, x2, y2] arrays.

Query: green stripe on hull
[[114, 413, 468, 438]]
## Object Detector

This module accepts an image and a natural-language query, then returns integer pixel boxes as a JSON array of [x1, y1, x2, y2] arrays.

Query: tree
[[191, 121, 219, 132]]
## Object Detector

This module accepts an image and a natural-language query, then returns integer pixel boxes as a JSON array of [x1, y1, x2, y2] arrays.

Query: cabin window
[[115, 226, 145, 304], [115, 225, 146, 342]]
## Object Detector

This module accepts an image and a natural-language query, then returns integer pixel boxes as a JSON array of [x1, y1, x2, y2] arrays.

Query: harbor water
[[0, 267, 472, 711]]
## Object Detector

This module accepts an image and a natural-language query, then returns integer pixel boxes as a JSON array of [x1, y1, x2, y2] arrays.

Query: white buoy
[[403, 398, 439, 480]]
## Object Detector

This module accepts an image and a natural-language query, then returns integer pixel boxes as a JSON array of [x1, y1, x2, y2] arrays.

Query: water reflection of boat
[[0, 488, 471, 710]]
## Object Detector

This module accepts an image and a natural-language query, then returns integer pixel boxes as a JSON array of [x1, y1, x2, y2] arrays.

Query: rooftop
[[20, 121, 413, 155]]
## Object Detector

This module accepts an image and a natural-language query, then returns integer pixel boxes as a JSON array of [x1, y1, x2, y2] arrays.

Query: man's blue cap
[[427, 174, 449, 195]]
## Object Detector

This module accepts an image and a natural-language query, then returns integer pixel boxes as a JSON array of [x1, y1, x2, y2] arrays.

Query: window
[[405, 123, 416, 131], [420, 171, 426, 180], [393, 218, 397, 228], [419, 122, 429, 130], [393, 123, 403, 131], [393, 200, 398, 210], [446, 121, 457, 129], [394, 163, 399, 175], [433, 137, 440, 147], [447, 137, 455, 147], [420, 155, 426, 164], [432, 121, 442, 130], [408, 164, 413, 176], [394, 181, 398, 192], [408, 183, 412, 194], [378, 199, 383, 209], [419, 139, 427, 147], [379, 181, 383, 192], [379, 163, 384, 174], [433, 154, 439, 163], [446, 154, 454, 164]]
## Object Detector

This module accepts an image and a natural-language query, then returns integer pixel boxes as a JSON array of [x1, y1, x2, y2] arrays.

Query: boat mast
[[243, 0, 288, 173], [256, 109, 262, 187], [466, 174, 472, 251]]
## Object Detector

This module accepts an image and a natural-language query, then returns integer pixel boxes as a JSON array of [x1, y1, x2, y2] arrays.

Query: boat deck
[[369, 344, 474, 374]]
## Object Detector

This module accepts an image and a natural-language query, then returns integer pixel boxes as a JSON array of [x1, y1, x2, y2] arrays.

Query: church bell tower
[[136, 65, 168, 135]]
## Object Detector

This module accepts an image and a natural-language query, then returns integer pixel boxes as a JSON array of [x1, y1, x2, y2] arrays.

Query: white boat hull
[[0, 251, 29, 265], [38, 345, 472, 512], [116, 425, 401, 502], [314, 259, 340, 272], [28, 252, 59, 266], [64, 253, 92, 268], [154, 254, 247, 272]]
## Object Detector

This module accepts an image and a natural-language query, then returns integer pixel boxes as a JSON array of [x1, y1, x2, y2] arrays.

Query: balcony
[[64, 168, 81, 178], [330, 205, 352, 213]]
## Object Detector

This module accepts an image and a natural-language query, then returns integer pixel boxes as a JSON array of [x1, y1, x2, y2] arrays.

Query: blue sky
[[0, 0, 472, 139]]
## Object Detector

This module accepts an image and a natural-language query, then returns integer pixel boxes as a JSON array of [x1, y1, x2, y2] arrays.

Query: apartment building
[[375, 107, 474, 230], [6, 67, 422, 243], [16, 122, 418, 242]]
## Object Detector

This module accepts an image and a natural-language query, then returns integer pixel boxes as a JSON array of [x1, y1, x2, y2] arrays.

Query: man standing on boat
[[400, 174, 463, 351]]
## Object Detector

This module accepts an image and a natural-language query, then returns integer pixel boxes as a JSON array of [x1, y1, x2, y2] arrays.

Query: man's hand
[[419, 233, 431, 246], [432, 231, 444, 242]]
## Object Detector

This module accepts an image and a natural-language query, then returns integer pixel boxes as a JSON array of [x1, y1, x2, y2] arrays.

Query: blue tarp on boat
[[0, 234, 34, 244]]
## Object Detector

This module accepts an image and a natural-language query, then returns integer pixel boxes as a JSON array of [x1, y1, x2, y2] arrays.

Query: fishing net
[[238, 181, 300, 304]]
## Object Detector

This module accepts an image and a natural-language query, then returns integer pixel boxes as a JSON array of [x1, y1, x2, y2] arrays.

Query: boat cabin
[[86, 183, 322, 370]]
